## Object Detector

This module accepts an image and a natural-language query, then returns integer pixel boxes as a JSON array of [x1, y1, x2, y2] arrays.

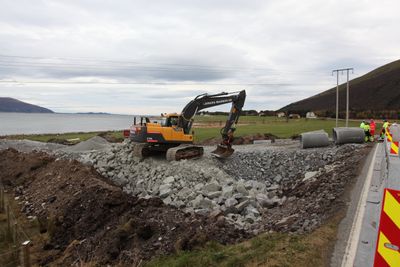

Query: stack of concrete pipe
[[300, 127, 365, 149], [333, 127, 365, 145], [300, 130, 330, 149]]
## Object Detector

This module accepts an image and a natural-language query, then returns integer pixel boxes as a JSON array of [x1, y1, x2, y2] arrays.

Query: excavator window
[[161, 116, 178, 127], [170, 117, 178, 126]]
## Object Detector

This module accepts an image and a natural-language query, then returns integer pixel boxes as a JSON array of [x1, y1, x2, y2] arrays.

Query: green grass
[[193, 118, 375, 142], [1, 131, 124, 143], [194, 115, 281, 123], [146, 215, 340, 267]]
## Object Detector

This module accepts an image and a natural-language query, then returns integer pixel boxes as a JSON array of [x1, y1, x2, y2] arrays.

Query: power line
[[0, 80, 319, 86], [0, 54, 333, 75], [332, 68, 354, 127]]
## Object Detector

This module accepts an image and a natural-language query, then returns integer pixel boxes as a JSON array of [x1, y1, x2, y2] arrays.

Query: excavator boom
[[178, 90, 246, 158]]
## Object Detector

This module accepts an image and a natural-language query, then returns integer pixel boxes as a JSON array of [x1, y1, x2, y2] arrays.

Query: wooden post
[[6, 205, 11, 240], [0, 188, 4, 213], [13, 222, 18, 259], [22, 240, 31, 267], [13, 222, 17, 244]]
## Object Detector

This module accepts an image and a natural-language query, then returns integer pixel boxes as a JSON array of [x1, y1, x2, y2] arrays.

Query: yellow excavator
[[129, 90, 246, 160]]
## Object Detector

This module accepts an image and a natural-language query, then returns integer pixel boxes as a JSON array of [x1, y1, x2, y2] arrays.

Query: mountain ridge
[[279, 59, 400, 119], [0, 97, 54, 113]]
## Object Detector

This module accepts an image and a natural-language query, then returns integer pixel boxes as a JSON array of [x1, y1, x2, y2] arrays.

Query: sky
[[0, 0, 399, 115]]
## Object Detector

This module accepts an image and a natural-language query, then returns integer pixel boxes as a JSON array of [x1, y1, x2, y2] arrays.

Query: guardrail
[[383, 124, 400, 189]]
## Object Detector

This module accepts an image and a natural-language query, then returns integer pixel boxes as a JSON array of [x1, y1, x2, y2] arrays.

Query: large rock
[[192, 195, 204, 208], [202, 182, 222, 193], [225, 197, 238, 208], [303, 171, 318, 182], [222, 186, 234, 198], [177, 188, 192, 199], [163, 176, 175, 184], [235, 200, 250, 213], [159, 184, 172, 198], [206, 191, 222, 199], [236, 183, 249, 196], [256, 194, 279, 208]]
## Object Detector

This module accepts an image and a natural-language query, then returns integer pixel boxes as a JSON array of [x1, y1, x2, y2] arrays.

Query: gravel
[[0, 137, 367, 232]]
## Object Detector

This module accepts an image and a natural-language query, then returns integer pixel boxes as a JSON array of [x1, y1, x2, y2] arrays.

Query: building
[[306, 112, 317, 119], [277, 112, 286, 118]]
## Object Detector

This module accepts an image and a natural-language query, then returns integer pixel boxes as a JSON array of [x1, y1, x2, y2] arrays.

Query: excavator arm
[[177, 90, 246, 158]]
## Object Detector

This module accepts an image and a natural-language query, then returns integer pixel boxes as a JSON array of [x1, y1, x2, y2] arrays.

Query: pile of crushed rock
[[55, 137, 365, 231], [0, 136, 367, 232]]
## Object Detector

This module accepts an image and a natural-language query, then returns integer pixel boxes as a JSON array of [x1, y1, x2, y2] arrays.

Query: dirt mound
[[0, 149, 248, 266], [200, 133, 278, 145]]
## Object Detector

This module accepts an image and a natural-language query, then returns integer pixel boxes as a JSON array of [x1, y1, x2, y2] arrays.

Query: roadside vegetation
[[1, 116, 377, 144], [146, 214, 341, 267]]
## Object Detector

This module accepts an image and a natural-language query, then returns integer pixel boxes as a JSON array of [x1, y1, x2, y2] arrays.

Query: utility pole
[[332, 68, 354, 127]]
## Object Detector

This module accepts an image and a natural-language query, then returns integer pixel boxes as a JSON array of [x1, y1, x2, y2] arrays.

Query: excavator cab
[[161, 114, 179, 127]]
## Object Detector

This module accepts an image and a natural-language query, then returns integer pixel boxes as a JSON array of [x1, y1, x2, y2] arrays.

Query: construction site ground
[[0, 136, 371, 266]]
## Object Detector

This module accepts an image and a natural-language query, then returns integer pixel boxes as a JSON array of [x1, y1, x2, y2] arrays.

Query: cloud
[[0, 0, 399, 114]]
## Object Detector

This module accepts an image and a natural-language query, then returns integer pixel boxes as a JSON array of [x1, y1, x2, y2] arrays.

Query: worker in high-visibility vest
[[360, 120, 366, 129], [381, 119, 390, 139], [370, 119, 376, 141], [363, 122, 372, 142]]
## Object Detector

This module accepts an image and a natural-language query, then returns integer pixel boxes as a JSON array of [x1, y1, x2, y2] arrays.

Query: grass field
[[1, 116, 377, 144], [193, 117, 368, 142]]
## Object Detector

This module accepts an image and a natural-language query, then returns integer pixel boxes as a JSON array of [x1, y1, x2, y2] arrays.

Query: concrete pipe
[[333, 127, 365, 145], [300, 130, 330, 149]]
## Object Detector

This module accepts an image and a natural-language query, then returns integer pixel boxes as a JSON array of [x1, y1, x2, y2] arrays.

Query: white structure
[[306, 112, 317, 119], [277, 112, 285, 118]]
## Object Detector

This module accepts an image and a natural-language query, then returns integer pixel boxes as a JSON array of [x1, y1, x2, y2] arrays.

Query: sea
[[0, 112, 139, 135]]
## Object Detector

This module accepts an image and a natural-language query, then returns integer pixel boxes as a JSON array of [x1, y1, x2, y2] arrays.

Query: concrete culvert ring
[[333, 127, 365, 145], [300, 130, 330, 149]]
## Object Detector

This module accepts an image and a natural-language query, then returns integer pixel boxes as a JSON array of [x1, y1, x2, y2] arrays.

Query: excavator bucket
[[211, 144, 234, 158]]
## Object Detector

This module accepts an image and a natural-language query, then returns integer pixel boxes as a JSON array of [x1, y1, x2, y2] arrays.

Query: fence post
[[0, 187, 4, 213], [13, 222, 18, 259], [13, 222, 17, 244], [22, 240, 31, 267], [6, 205, 11, 240]]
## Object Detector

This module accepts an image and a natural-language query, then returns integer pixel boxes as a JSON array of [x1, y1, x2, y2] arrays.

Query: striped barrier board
[[386, 129, 400, 157], [386, 130, 393, 143], [390, 141, 399, 157], [374, 188, 400, 266]]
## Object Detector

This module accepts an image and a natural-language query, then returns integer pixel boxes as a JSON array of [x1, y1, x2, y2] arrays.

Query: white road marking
[[341, 144, 379, 267]]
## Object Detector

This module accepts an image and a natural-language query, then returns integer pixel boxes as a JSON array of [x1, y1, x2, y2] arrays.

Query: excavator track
[[133, 143, 151, 158], [166, 145, 204, 161]]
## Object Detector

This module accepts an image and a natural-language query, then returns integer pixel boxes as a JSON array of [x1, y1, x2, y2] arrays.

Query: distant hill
[[279, 60, 400, 119], [0, 97, 54, 113]]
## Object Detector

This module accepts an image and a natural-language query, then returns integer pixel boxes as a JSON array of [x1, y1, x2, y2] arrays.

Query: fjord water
[[0, 112, 135, 135]]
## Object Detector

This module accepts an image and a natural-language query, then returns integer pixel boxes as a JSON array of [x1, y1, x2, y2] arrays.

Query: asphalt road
[[330, 143, 380, 267], [331, 142, 396, 267]]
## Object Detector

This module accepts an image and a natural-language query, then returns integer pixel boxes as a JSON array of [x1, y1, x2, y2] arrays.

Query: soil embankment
[[0, 137, 371, 266], [0, 149, 248, 266]]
